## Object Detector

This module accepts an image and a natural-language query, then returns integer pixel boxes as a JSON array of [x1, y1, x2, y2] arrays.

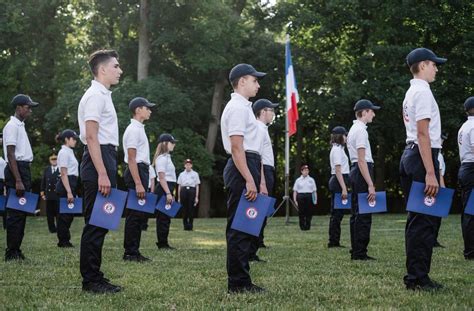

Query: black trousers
[[180, 186, 196, 230], [155, 181, 176, 247], [249, 164, 275, 258], [434, 218, 442, 243], [297, 193, 313, 231], [458, 162, 474, 259], [46, 199, 59, 232], [349, 163, 374, 259], [123, 163, 149, 255], [4, 161, 32, 257], [56, 175, 78, 245], [79, 145, 117, 285], [1, 179, 5, 230], [223, 152, 261, 288], [328, 174, 350, 246], [400, 145, 440, 286]]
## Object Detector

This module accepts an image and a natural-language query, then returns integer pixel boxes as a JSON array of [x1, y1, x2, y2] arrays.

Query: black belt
[[183, 186, 196, 190], [351, 162, 374, 168], [84, 144, 118, 152], [405, 142, 440, 152]]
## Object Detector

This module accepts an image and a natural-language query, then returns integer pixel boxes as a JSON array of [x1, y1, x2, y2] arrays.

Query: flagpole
[[284, 34, 290, 225]]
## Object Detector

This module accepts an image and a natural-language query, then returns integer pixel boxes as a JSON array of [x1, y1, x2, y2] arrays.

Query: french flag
[[285, 36, 299, 137]]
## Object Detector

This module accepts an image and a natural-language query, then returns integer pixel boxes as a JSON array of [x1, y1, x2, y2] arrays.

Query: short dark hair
[[330, 133, 345, 145], [468, 108, 474, 116], [231, 77, 241, 89], [88, 49, 119, 76], [409, 60, 429, 75]]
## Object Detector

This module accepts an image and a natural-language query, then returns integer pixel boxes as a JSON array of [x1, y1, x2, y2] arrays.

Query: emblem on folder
[[103, 202, 116, 214], [424, 196, 436, 207], [138, 199, 146, 206], [246, 207, 258, 219], [68, 203, 75, 209], [19, 197, 27, 206], [368, 200, 376, 208]]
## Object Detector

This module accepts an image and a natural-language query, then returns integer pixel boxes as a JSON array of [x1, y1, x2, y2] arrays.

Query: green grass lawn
[[0, 214, 473, 310]]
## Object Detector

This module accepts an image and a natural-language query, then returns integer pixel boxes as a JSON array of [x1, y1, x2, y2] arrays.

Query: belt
[[184, 186, 195, 190], [84, 144, 118, 152], [405, 142, 440, 152]]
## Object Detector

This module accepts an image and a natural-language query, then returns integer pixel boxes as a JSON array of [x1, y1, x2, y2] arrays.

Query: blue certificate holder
[[466, 191, 474, 216], [59, 197, 83, 214], [334, 193, 352, 210], [127, 190, 158, 214], [231, 193, 270, 237], [89, 189, 128, 230], [155, 196, 182, 218], [6, 190, 39, 214], [358, 191, 387, 214], [266, 196, 277, 217], [406, 181, 454, 218], [0, 195, 6, 211]]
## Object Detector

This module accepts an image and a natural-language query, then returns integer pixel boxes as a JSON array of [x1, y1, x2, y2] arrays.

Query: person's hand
[[425, 172, 439, 197], [166, 193, 173, 204], [67, 192, 74, 204], [98, 173, 111, 196], [367, 185, 376, 203], [16, 180, 25, 197], [245, 180, 257, 201], [135, 184, 145, 200], [260, 183, 268, 196], [194, 197, 199, 206], [341, 189, 348, 201]]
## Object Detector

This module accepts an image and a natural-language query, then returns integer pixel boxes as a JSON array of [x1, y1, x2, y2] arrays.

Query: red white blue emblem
[[246, 207, 258, 219], [103, 202, 116, 214]]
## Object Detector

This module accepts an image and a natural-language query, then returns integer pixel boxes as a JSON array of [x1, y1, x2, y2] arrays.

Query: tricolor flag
[[286, 36, 299, 137]]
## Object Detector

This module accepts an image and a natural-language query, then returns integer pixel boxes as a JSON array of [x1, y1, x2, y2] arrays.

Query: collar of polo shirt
[[353, 119, 367, 129], [231, 93, 252, 106], [91, 80, 112, 95], [11, 115, 25, 126], [130, 118, 144, 127], [410, 78, 430, 88], [469, 116, 474, 120]]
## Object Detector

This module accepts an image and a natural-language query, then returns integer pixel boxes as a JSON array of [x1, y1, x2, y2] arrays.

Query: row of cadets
[[122, 97, 155, 262], [221, 63, 267, 294], [248, 98, 279, 262], [328, 126, 350, 248], [177, 158, 200, 231], [293, 165, 317, 231], [3, 94, 38, 261]]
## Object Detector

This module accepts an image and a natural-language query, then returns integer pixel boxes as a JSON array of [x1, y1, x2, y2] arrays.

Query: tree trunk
[[137, 0, 151, 81]]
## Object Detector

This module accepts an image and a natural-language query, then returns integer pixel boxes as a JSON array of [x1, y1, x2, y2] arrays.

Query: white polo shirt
[[57, 145, 79, 177], [177, 170, 201, 187], [78, 80, 119, 146], [438, 152, 445, 176], [0, 157, 6, 179], [3, 116, 34, 162], [123, 119, 150, 165], [257, 120, 274, 167], [330, 144, 350, 175], [402, 79, 442, 148], [293, 175, 317, 193], [458, 116, 474, 163], [155, 153, 176, 182], [220, 93, 262, 155], [347, 120, 373, 164]]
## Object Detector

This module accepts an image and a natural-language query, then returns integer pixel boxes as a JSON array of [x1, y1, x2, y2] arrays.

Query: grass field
[[0, 214, 473, 310]]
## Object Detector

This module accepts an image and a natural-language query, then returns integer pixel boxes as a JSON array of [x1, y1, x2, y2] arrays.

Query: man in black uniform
[[41, 155, 60, 233]]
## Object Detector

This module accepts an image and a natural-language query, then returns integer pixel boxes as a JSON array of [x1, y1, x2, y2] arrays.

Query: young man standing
[[249, 98, 278, 261], [347, 99, 380, 260], [3, 94, 39, 261], [40, 155, 60, 233], [293, 165, 317, 231], [457, 96, 474, 261], [400, 47, 447, 290], [78, 49, 122, 294], [122, 97, 155, 262], [177, 159, 200, 231], [221, 63, 266, 294]]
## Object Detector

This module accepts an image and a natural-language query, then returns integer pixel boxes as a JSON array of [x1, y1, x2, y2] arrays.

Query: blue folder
[[466, 191, 474, 216], [6, 190, 39, 214], [155, 196, 182, 218], [406, 182, 454, 218], [59, 197, 83, 214], [0, 195, 6, 211], [358, 191, 387, 214], [89, 189, 128, 230], [266, 196, 277, 217], [127, 190, 158, 214], [231, 193, 270, 237], [334, 193, 352, 210]]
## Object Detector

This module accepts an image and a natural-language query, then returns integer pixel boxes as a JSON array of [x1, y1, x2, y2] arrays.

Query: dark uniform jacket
[[41, 166, 60, 200]]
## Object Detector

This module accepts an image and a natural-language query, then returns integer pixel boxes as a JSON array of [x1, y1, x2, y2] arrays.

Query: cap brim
[[269, 102, 279, 108], [29, 101, 39, 107], [251, 71, 267, 78], [433, 57, 447, 65], [372, 106, 381, 110], [145, 102, 156, 108]]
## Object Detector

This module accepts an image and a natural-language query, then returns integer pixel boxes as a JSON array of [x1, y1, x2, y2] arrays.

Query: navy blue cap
[[229, 64, 266, 83], [464, 97, 474, 111], [331, 126, 347, 135], [159, 133, 178, 143], [11, 94, 39, 108], [59, 129, 79, 140], [252, 99, 279, 114], [301, 164, 309, 170], [406, 48, 447, 67], [353, 99, 380, 112], [129, 97, 155, 112]]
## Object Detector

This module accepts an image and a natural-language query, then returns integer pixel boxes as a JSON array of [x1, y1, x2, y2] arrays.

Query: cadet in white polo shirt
[[177, 159, 200, 231], [400, 47, 446, 291], [3, 94, 38, 261], [347, 99, 379, 261], [55, 129, 80, 248], [293, 165, 317, 231], [78, 49, 122, 294], [328, 126, 350, 248], [0, 133, 6, 230], [221, 63, 266, 294], [122, 97, 155, 262], [458, 96, 474, 261]]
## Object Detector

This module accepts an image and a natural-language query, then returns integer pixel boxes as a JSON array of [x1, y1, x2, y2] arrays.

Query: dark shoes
[[352, 255, 376, 261], [434, 241, 445, 248], [228, 284, 266, 294], [58, 242, 74, 248], [156, 243, 175, 250], [82, 279, 122, 294], [123, 253, 151, 262], [258, 243, 267, 248], [406, 280, 444, 291], [249, 256, 266, 263], [49, 228, 57, 234], [5, 250, 26, 262]]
